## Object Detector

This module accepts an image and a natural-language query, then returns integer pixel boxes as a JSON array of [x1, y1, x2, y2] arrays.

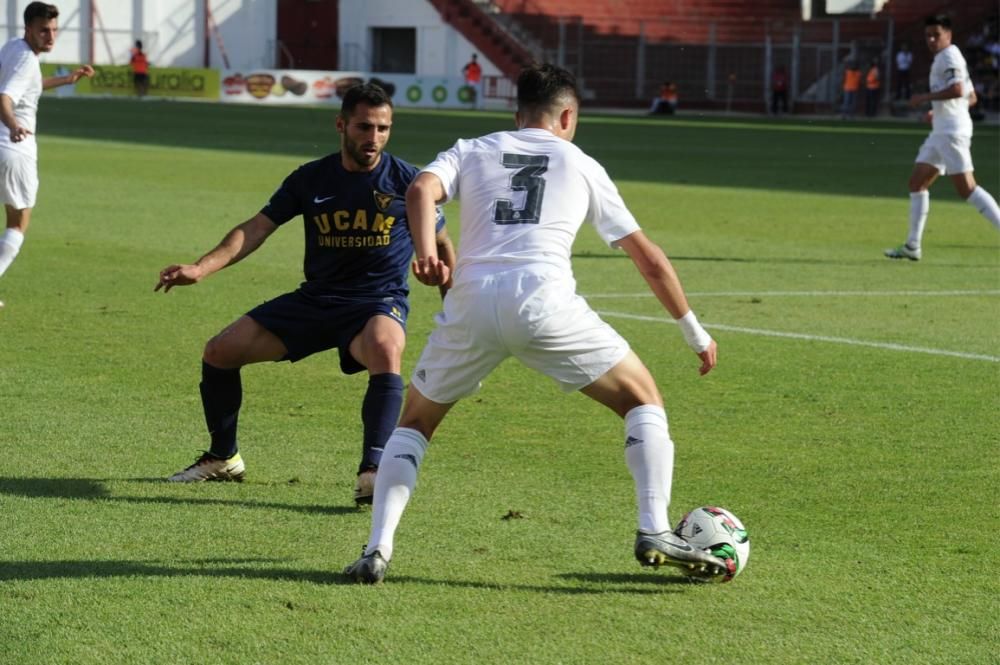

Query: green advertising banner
[[41, 64, 220, 99]]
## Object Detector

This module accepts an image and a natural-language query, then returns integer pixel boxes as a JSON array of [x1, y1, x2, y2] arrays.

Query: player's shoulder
[[0, 38, 25, 52], [374, 151, 422, 192], [0, 38, 33, 63], [379, 151, 420, 178], [289, 152, 339, 179], [939, 45, 967, 66], [449, 130, 510, 153]]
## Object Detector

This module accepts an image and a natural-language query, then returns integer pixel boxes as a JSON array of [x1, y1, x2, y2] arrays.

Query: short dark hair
[[340, 83, 393, 118], [516, 64, 579, 116], [24, 2, 58, 25], [925, 14, 952, 30]]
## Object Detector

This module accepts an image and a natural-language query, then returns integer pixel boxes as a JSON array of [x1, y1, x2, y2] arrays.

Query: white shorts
[[411, 268, 630, 404], [0, 150, 38, 210], [915, 133, 974, 175]]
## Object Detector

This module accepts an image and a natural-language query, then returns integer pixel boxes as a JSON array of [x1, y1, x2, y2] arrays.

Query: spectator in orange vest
[[841, 61, 861, 118], [865, 59, 881, 116], [649, 81, 678, 115], [129, 39, 149, 97], [462, 54, 483, 109]]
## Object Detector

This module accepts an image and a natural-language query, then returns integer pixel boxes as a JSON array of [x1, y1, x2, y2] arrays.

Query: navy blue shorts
[[247, 290, 409, 373]]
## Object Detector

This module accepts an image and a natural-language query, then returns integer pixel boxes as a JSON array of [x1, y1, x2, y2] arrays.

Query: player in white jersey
[[0, 2, 94, 307], [344, 64, 729, 584], [884, 14, 1000, 261]]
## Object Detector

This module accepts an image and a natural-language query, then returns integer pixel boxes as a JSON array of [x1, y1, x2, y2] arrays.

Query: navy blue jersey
[[260, 151, 442, 298]]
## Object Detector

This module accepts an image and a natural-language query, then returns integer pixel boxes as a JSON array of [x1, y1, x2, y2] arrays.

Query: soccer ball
[[673, 505, 750, 583]]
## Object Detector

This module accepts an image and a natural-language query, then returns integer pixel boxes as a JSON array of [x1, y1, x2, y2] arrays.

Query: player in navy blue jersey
[[155, 84, 455, 503]]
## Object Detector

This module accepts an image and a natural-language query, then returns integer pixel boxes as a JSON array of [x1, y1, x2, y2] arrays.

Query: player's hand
[[72, 65, 95, 82], [155, 264, 202, 292], [411, 256, 450, 287], [908, 93, 926, 108], [697, 340, 717, 376], [9, 125, 31, 142]]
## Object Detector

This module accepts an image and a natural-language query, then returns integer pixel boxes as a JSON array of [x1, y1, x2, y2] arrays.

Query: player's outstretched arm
[[618, 230, 716, 375], [155, 213, 277, 292], [406, 173, 450, 287], [42, 65, 95, 89]]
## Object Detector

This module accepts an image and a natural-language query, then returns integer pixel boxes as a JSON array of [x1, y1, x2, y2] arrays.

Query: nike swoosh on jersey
[[313, 194, 337, 204]]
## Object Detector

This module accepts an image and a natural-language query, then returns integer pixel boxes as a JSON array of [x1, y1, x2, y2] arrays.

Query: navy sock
[[200, 361, 242, 459], [359, 373, 404, 473]]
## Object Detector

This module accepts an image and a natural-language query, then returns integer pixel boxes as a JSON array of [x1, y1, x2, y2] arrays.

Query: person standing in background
[[865, 59, 881, 116], [462, 54, 483, 109], [771, 65, 789, 115], [895, 43, 913, 100], [129, 40, 149, 97], [841, 61, 861, 118]]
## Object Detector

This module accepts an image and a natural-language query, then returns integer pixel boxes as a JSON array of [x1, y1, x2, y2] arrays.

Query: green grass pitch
[[0, 98, 997, 664]]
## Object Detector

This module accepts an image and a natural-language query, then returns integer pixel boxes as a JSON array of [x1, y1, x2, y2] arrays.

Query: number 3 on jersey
[[493, 153, 548, 224]]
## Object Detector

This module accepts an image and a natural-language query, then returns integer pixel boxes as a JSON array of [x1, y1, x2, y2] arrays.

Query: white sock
[[907, 191, 929, 249], [966, 186, 1000, 230], [364, 427, 428, 561], [0, 228, 25, 278], [624, 404, 673, 534]]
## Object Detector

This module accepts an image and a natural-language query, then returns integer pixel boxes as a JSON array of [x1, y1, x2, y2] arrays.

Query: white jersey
[[928, 44, 972, 137], [0, 38, 42, 159], [422, 128, 640, 283]]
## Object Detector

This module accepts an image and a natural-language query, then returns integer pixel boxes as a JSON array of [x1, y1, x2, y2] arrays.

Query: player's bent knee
[[202, 337, 239, 368], [357, 334, 404, 373], [369, 338, 405, 364]]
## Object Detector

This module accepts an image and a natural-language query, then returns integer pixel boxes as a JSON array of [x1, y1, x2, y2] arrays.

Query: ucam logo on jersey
[[373, 190, 395, 211]]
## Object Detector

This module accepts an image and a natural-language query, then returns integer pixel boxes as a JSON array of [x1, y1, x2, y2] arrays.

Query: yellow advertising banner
[[42, 64, 220, 99]]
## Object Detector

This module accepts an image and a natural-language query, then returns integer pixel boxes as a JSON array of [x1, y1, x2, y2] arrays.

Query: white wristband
[[677, 310, 712, 353]]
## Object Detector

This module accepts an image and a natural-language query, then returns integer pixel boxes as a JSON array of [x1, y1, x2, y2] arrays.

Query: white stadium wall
[[3, 0, 503, 101], [338, 0, 502, 80], [3, 0, 276, 71]]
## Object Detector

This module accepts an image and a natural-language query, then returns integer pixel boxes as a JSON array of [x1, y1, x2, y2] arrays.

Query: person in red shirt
[[462, 53, 482, 85], [461, 54, 483, 109], [864, 59, 881, 116], [129, 40, 149, 97]]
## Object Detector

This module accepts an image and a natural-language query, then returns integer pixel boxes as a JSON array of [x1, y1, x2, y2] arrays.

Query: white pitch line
[[597, 310, 1000, 362], [585, 289, 1000, 298]]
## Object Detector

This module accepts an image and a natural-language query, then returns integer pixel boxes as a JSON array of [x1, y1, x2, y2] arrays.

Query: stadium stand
[[435, 0, 998, 109]]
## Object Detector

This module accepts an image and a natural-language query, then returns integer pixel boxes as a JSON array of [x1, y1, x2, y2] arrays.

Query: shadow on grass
[[0, 556, 696, 592], [0, 558, 342, 585], [558, 571, 697, 586], [386, 572, 691, 594], [0, 476, 356, 516]]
